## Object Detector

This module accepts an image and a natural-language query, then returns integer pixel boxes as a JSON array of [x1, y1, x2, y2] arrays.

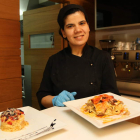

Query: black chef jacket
[[36, 43, 120, 109]]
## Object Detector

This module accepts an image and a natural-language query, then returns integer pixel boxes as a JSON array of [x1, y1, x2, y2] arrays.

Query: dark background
[[97, 0, 140, 28]]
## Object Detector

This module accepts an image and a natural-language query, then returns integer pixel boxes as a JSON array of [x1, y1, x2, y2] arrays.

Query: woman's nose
[[74, 25, 82, 33]]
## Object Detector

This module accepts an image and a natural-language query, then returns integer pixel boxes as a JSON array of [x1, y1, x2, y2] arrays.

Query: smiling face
[[61, 11, 90, 48]]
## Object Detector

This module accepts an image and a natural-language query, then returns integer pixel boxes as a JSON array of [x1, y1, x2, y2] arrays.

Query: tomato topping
[[91, 94, 114, 104], [7, 121, 12, 125], [9, 116, 14, 120]]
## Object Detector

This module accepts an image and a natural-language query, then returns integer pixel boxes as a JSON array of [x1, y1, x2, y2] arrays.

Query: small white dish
[[0, 106, 66, 140]]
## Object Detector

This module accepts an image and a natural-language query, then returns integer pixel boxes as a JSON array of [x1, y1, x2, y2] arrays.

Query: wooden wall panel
[[23, 10, 60, 33], [0, 0, 19, 8], [24, 55, 49, 70], [24, 4, 63, 110], [24, 53, 64, 70], [0, 57, 21, 79], [32, 97, 40, 110], [0, 0, 19, 20], [0, 0, 22, 111], [0, 19, 20, 37], [0, 19, 20, 51], [0, 48, 20, 56], [0, 99, 22, 112], [24, 49, 60, 56], [0, 36, 20, 49], [0, 78, 22, 103], [31, 69, 44, 84], [32, 83, 40, 97]]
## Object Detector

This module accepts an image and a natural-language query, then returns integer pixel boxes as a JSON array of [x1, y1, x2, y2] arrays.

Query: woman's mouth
[[74, 35, 84, 39]]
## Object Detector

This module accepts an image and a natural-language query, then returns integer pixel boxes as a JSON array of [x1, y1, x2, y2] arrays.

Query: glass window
[[30, 32, 54, 49]]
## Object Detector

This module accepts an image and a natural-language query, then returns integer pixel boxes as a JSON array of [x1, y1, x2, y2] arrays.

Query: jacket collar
[[65, 43, 89, 57], [64, 43, 101, 64]]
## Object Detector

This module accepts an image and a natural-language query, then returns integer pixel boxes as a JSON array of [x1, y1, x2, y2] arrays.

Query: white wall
[[20, 0, 29, 20]]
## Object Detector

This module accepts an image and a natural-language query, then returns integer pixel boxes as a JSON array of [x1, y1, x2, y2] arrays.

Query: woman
[[36, 4, 119, 109]]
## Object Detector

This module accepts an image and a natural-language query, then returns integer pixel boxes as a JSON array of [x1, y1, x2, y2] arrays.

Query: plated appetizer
[[0, 108, 29, 132], [81, 94, 130, 123]]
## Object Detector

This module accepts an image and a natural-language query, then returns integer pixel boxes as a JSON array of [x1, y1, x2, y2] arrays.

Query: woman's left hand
[[52, 90, 77, 107]]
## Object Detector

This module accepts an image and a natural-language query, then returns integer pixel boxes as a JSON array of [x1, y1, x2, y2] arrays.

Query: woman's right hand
[[52, 90, 77, 107]]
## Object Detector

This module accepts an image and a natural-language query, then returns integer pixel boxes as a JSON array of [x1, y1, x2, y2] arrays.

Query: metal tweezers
[[8, 119, 56, 140]]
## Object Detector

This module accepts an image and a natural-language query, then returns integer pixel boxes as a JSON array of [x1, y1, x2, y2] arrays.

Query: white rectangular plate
[[0, 106, 66, 140], [64, 92, 140, 128]]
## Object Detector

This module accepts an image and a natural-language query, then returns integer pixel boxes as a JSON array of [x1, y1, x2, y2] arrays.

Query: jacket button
[[90, 82, 93, 85], [91, 63, 93, 66]]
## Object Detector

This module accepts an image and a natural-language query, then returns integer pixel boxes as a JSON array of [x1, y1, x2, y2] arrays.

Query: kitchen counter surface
[[35, 107, 140, 140]]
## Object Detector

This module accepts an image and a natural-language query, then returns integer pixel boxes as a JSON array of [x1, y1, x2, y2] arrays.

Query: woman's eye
[[67, 25, 73, 28], [80, 22, 86, 25]]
